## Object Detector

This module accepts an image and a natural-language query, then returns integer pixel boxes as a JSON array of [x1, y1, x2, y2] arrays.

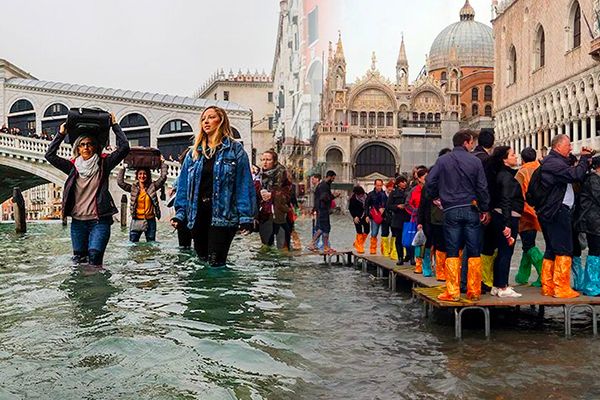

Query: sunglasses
[[78, 142, 95, 148]]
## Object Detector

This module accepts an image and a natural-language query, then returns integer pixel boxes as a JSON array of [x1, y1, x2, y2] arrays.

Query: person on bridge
[[44, 113, 130, 266], [117, 159, 168, 242], [171, 106, 256, 268]]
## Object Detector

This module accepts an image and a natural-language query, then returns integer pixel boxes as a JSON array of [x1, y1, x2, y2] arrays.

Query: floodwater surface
[[0, 216, 598, 399]]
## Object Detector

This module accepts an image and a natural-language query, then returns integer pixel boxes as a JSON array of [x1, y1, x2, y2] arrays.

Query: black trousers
[[192, 202, 237, 267], [177, 219, 192, 248], [491, 213, 519, 288], [431, 224, 446, 252], [588, 233, 600, 256], [519, 229, 537, 253], [540, 205, 573, 259], [354, 217, 370, 234]]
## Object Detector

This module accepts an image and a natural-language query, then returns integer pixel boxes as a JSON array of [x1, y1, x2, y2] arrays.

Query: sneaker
[[396, 260, 404, 266], [490, 287, 499, 296], [497, 287, 522, 298]]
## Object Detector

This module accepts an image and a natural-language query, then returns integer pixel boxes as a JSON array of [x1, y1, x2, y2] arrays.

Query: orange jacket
[[515, 160, 541, 232]]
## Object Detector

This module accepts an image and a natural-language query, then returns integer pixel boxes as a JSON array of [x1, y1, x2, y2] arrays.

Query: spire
[[397, 34, 408, 67], [371, 51, 377, 71], [334, 31, 345, 62], [460, 0, 475, 21]]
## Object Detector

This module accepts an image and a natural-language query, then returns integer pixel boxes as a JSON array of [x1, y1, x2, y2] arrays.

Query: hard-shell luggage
[[124, 147, 162, 170], [65, 107, 111, 146]]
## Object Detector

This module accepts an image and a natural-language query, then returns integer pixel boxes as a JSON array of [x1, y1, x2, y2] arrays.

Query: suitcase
[[124, 147, 162, 170], [65, 107, 111, 146]]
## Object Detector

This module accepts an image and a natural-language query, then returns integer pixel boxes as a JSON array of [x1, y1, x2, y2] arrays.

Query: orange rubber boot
[[369, 237, 377, 255], [540, 258, 555, 296], [553, 255, 580, 298], [356, 233, 366, 254], [466, 257, 482, 301], [435, 250, 446, 281], [415, 257, 423, 274], [353, 234, 360, 252], [437, 257, 461, 301]]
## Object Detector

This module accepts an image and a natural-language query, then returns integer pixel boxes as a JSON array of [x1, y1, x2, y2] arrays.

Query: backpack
[[525, 166, 546, 209]]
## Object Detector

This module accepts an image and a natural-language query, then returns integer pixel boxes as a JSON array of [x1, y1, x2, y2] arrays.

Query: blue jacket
[[426, 146, 490, 212], [174, 138, 256, 228]]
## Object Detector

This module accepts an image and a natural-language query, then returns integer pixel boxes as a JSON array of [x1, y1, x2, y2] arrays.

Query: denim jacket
[[174, 137, 256, 228]]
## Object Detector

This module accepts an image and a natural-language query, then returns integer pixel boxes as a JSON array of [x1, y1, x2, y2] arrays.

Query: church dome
[[428, 0, 494, 72]]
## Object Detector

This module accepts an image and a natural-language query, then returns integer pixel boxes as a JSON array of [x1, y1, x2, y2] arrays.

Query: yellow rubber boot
[[369, 237, 377, 255], [553, 255, 580, 298], [435, 250, 446, 281], [437, 257, 461, 301], [540, 258, 555, 296], [481, 254, 494, 289], [466, 257, 482, 301], [381, 236, 390, 257], [389, 237, 398, 260]]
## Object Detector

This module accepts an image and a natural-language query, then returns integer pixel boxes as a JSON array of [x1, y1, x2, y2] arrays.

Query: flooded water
[[0, 216, 599, 399]]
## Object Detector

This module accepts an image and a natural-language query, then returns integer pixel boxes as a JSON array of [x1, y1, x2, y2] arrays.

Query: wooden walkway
[[348, 253, 600, 339]]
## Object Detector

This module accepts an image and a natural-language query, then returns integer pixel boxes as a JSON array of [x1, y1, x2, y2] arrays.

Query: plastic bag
[[411, 229, 426, 247], [402, 221, 417, 247]]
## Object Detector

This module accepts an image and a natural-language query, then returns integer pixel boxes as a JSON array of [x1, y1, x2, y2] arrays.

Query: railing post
[[12, 187, 26, 234]]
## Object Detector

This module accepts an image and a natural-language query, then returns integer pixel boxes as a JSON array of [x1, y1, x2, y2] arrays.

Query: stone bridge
[[0, 132, 181, 205]]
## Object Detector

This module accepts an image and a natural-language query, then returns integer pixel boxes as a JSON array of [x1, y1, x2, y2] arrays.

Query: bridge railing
[[0, 132, 181, 182]]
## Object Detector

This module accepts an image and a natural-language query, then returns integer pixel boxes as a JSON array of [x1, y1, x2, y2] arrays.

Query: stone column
[[582, 116, 588, 141], [591, 114, 597, 138], [565, 121, 571, 138]]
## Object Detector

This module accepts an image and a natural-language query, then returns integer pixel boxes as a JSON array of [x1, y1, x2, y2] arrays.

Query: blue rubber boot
[[571, 256, 585, 291], [422, 248, 433, 277], [583, 256, 600, 296]]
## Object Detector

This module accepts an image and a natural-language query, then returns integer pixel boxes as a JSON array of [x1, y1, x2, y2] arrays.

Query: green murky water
[[0, 217, 599, 399]]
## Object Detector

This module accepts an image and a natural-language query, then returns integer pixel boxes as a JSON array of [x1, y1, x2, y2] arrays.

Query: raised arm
[[117, 167, 132, 192], [153, 161, 169, 190], [105, 115, 130, 171], [44, 126, 73, 175]]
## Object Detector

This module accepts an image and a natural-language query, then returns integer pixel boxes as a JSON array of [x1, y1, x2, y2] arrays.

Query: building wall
[[493, 0, 600, 156]]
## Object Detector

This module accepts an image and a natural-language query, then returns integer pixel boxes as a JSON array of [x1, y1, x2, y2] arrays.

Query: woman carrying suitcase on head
[[45, 113, 130, 266], [170, 106, 256, 267], [117, 159, 168, 242]]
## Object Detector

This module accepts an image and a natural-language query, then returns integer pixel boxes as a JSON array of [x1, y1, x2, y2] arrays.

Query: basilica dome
[[428, 0, 494, 72]]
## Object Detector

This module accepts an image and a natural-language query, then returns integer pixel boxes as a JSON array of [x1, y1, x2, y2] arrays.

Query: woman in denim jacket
[[171, 106, 256, 267]]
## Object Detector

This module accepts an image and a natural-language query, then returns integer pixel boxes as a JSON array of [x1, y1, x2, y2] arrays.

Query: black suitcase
[[124, 147, 162, 170], [65, 107, 111, 147]]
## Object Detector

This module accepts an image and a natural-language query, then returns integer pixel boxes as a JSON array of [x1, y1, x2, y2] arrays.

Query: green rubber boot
[[515, 252, 532, 285], [527, 246, 544, 288]]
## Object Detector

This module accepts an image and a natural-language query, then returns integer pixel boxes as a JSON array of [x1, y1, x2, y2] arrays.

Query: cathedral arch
[[353, 143, 397, 178]]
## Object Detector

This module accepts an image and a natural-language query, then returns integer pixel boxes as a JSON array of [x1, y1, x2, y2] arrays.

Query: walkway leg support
[[454, 306, 491, 340], [12, 187, 26, 234], [564, 304, 598, 337]]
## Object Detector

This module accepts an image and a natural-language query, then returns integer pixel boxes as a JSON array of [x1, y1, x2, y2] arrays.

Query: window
[[160, 119, 193, 135], [386, 112, 393, 126], [223, 91, 229, 101], [308, 7, 319, 45], [471, 87, 479, 101], [535, 26, 546, 68], [351, 112, 358, 126], [9, 99, 34, 114], [43, 103, 68, 118], [484, 85, 493, 101], [485, 105, 492, 117], [268, 92, 273, 102], [573, 2, 581, 48], [377, 112, 385, 127], [508, 45, 517, 85], [472, 104, 479, 116], [268, 117, 273, 130], [441, 71, 447, 81]]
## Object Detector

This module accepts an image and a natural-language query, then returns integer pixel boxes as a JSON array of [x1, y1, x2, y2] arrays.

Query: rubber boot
[[381, 236, 390, 257], [466, 257, 482, 301], [353, 233, 361, 253], [514, 252, 532, 285], [541, 258, 555, 296], [369, 236, 377, 255], [571, 256, 585, 291], [422, 248, 433, 277], [583, 255, 600, 296], [414, 256, 423, 274], [435, 250, 446, 281], [389, 237, 398, 260], [356, 233, 366, 254], [553, 255, 579, 298], [437, 257, 461, 301], [481, 254, 495, 289], [528, 247, 543, 287]]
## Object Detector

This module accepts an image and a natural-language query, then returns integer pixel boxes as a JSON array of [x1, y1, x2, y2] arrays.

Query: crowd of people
[[1, 124, 54, 140], [42, 105, 600, 300]]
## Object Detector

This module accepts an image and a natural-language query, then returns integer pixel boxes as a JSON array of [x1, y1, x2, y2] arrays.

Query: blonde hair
[[72, 135, 99, 158], [191, 106, 233, 160]]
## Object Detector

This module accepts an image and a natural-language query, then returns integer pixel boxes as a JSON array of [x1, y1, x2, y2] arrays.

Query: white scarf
[[74, 154, 100, 178]]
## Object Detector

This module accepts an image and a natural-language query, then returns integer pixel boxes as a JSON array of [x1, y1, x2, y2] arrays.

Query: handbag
[[369, 208, 384, 225], [130, 219, 148, 233], [402, 218, 417, 248]]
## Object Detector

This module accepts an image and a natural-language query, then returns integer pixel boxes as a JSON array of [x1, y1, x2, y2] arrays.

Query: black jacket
[[490, 166, 524, 228], [386, 188, 408, 229], [45, 124, 130, 219], [538, 150, 590, 222], [349, 195, 366, 219], [472, 145, 490, 164], [577, 173, 600, 235]]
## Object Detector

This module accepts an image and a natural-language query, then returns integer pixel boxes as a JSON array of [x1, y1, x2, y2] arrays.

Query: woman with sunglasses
[[45, 113, 130, 265]]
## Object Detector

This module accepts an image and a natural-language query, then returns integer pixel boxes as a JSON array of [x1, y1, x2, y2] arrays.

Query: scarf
[[260, 163, 287, 191], [74, 154, 100, 178]]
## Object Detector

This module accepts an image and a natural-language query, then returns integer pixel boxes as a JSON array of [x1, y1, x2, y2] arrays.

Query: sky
[[0, 0, 492, 98]]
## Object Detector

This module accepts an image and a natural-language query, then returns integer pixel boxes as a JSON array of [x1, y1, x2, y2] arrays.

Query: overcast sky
[[0, 0, 492, 97]]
